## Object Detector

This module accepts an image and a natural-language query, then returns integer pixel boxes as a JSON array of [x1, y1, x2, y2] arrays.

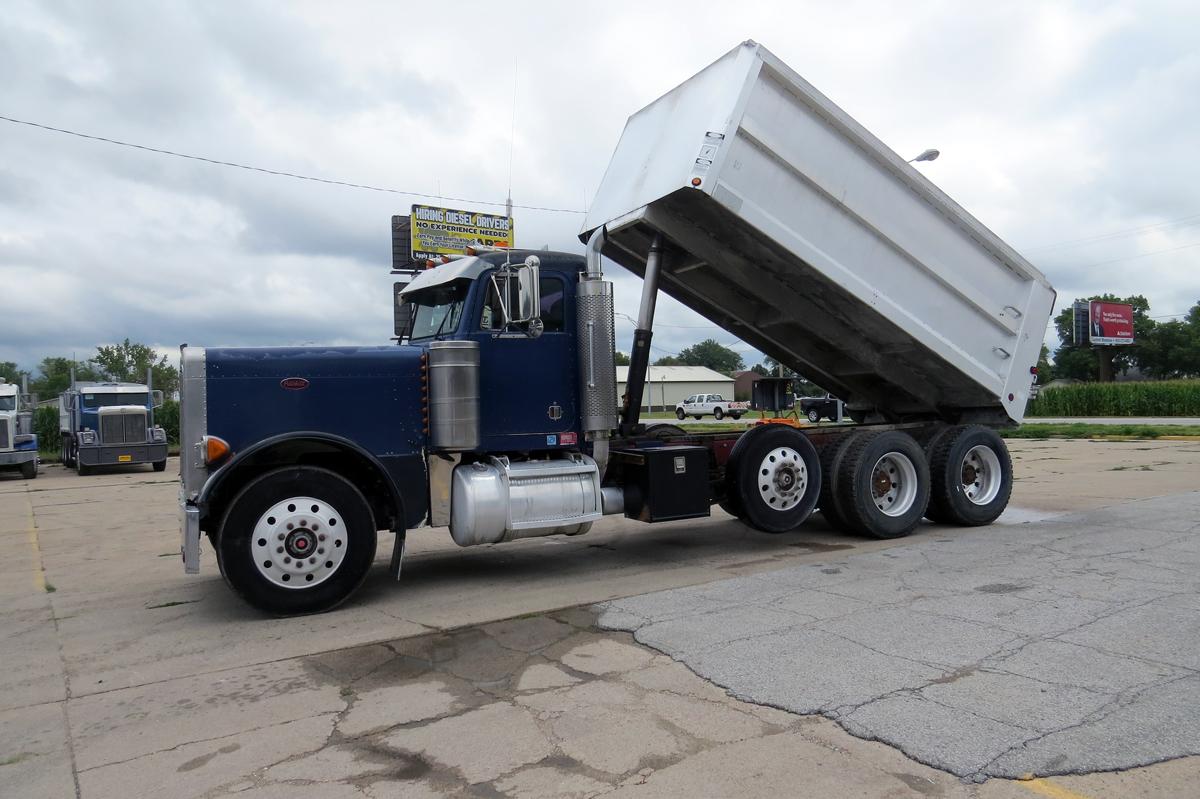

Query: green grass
[[44, 582, 56, 593], [1028, 379, 1200, 417], [1002, 423, 1200, 439]]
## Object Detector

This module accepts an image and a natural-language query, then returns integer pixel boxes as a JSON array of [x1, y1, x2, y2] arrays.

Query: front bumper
[[0, 450, 37, 467], [180, 489, 201, 574], [78, 442, 169, 466]]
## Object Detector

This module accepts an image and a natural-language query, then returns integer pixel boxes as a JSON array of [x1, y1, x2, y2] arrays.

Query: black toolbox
[[611, 445, 711, 523]]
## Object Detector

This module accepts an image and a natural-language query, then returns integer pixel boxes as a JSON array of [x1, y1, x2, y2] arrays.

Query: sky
[[2, 0, 1198, 373]]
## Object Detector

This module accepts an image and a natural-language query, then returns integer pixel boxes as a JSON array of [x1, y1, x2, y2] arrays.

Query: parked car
[[675, 393, 748, 420], [798, 393, 842, 423]]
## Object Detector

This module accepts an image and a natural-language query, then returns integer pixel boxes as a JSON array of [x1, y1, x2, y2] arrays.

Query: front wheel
[[20, 459, 37, 480], [806, 409, 821, 424], [926, 426, 1012, 526], [675, 408, 686, 420], [218, 466, 378, 615], [152, 460, 167, 472]]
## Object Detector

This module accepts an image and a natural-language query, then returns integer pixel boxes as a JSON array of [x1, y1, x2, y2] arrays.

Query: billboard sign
[[409, 204, 513, 261], [1088, 301, 1135, 345]]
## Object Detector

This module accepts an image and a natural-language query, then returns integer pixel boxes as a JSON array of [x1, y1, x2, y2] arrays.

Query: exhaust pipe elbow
[[584, 226, 607, 280]]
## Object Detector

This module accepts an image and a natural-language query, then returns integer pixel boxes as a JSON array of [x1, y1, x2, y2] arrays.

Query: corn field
[[1027, 380, 1200, 417]]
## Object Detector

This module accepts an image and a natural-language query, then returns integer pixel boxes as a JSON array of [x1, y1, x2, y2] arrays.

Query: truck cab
[[60, 379, 168, 475], [0, 378, 38, 479]]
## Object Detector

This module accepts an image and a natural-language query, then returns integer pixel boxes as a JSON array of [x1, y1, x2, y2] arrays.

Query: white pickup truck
[[675, 393, 748, 420]]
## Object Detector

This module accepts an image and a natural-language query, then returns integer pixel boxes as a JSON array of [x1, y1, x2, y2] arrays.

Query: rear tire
[[836, 431, 929, 539], [926, 425, 1012, 526], [20, 459, 37, 479], [730, 413, 742, 420], [218, 466, 378, 615], [646, 424, 687, 440], [726, 425, 820, 533], [816, 433, 856, 533], [714, 407, 725, 420]]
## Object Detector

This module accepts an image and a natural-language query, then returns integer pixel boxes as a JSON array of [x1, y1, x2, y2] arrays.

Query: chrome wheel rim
[[961, 445, 1002, 506], [871, 452, 918, 517], [251, 496, 346, 589], [757, 447, 808, 512]]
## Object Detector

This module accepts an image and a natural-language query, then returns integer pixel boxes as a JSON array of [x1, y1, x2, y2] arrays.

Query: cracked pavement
[[599, 491, 1200, 781], [3, 439, 1200, 797]]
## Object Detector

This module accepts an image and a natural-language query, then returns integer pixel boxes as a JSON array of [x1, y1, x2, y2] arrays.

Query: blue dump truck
[[60, 370, 168, 475], [0, 377, 38, 479], [178, 42, 1054, 614]]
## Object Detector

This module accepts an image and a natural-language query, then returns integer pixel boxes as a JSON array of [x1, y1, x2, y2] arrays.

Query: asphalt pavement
[[599, 491, 1200, 781]]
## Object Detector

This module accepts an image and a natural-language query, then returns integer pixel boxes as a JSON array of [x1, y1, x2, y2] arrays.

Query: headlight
[[152, 427, 167, 443], [80, 430, 96, 445]]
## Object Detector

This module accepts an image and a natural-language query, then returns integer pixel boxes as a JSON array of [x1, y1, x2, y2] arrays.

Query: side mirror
[[152, 390, 164, 408], [393, 282, 414, 339], [514, 257, 541, 323]]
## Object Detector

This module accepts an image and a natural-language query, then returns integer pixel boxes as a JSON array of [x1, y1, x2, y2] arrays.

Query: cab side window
[[539, 275, 565, 333]]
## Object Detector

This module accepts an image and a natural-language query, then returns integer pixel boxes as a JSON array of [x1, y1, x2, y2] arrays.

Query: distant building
[[616, 366, 735, 412], [732, 370, 761, 401]]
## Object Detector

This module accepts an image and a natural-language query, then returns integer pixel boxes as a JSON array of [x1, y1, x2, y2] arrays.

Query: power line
[[1068, 240, 1200, 268], [1023, 212, 1200, 252], [0, 114, 586, 214]]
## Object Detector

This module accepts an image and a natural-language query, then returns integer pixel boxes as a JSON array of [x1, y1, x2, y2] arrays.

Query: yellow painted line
[[25, 490, 46, 592], [1019, 777, 1094, 799]]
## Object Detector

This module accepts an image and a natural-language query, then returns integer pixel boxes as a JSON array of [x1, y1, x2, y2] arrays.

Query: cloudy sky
[[2, 1, 1198, 372]]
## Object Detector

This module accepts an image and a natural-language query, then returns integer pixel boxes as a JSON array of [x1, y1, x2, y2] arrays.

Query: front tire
[[726, 425, 821, 533], [20, 459, 37, 480], [675, 408, 686, 420], [926, 426, 1012, 526], [218, 466, 378, 615], [153, 460, 167, 472]]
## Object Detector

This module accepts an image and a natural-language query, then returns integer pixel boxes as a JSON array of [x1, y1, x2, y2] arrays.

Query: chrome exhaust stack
[[577, 227, 618, 481]]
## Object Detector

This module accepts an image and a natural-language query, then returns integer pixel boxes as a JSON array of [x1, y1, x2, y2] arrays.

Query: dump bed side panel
[[583, 41, 1054, 425]]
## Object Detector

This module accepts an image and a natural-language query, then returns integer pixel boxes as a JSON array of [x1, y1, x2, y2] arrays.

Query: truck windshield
[[0, 396, 15, 411], [82, 393, 148, 409], [408, 282, 468, 341]]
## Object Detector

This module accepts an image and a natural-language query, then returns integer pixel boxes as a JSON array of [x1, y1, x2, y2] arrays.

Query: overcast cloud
[[2, 1, 1198, 372]]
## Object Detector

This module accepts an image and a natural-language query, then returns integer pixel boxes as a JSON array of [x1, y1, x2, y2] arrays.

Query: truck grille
[[100, 411, 148, 444], [0, 419, 9, 449]]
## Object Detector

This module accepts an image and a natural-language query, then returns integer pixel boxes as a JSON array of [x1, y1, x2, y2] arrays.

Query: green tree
[[1051, 295, 1153, 382], [94, 339, 179, 395], [1136, 300, 1200, 378], [653, 355, 683, 366], [614, 351, 631, 366], [1036, 344, 1052, 383], [30, 357, 100, 397], [672, 339, 744, 374], [0, 361, 29, 384]]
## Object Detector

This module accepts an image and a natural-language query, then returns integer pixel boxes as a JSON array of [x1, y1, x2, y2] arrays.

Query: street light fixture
[[908, 148, 940, 163]]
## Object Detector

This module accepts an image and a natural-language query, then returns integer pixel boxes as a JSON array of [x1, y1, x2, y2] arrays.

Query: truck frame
[[177, 41, 1053, 615], [60, 368, 168, 475], [0, 377, 39, 480]]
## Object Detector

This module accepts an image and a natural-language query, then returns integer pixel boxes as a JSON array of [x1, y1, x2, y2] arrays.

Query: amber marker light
[[202, 435, 231, 466]]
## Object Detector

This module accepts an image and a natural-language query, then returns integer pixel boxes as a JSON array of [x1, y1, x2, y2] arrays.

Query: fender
[[198, 431, 420, 532]]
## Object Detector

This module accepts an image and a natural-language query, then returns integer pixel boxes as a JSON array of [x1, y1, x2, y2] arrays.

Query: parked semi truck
[[0, 377, 39, 479], [60, 369, 168, 474], [177, 41, 1054, 614]]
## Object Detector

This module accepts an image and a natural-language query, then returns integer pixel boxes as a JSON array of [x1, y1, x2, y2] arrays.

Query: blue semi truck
[[177, 42, 1053, 614], [60, 369, 168, 475]]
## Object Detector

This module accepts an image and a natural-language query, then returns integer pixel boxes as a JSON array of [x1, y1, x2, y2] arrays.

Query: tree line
[[0, 339, 179, 399]]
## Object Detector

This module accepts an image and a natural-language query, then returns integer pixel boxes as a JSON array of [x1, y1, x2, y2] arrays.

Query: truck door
[[471, 271, 580, 451]]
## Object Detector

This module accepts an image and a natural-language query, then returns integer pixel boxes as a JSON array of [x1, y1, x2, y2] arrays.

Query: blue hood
[[205, 345, 427, 458]]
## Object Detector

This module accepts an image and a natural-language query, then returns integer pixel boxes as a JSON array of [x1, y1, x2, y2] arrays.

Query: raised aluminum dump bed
[[582, 41, 1054, 426]]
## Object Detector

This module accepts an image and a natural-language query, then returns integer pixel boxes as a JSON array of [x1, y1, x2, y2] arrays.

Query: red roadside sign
[[1089, 301, 1135, 345]]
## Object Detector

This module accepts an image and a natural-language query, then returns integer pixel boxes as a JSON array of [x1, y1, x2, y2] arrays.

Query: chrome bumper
[[179, 489, 201, 574]]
